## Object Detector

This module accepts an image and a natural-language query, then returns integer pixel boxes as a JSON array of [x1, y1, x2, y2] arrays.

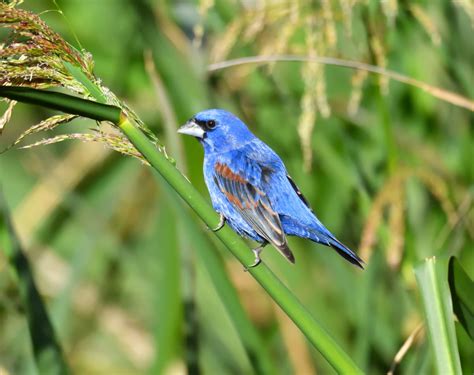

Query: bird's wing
[[213, 161, 294, 263], [246, 140, 312, 212]]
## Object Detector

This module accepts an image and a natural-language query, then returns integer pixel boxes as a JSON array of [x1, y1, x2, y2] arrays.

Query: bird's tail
[[310, 230, 364, 269], [327, 236, 364, 269]]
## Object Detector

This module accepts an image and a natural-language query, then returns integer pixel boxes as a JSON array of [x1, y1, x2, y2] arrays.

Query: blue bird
[[178, 109, 364, 269]]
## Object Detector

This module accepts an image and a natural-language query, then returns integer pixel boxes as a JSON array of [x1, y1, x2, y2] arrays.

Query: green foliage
[[415, 257, 462, 375], [0, 191, 69, 375], [449, 257, 474, 340], [0, 0, 472, 374]]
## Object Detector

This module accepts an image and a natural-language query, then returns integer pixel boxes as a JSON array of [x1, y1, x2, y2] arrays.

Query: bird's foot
[[244, 244, 267, 271], [208, 213, 226, 232]]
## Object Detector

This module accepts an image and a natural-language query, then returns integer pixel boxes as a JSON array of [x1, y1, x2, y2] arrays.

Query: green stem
[[0, 87, 362, 373], [0, 86, 120, 122], [118, 116, 362, 374]]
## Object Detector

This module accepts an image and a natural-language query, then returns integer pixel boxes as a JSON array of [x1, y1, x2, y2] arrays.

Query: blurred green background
[[0, 0, 473, 374]]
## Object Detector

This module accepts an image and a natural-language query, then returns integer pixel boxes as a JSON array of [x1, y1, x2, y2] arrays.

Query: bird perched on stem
[[178, 109, 364, 269]]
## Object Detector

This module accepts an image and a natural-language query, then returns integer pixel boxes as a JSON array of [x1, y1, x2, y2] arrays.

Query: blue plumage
[[178, 109, 363, 269]]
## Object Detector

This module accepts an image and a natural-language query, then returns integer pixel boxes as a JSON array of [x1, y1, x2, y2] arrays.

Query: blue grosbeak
[[178, 109, 363, 269]]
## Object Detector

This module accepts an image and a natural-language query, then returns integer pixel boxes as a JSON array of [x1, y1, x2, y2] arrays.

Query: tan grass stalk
[[359, 167, 460, 263], [0, 99, 15, 133], [208, 55, 474, 111], [453, 0, 474, 25], [387, 323, 424, 375], [416, 170, 457, 227], [8, 113, 77, 149], [370, 35, 389, 95], [347, 69, 368, 116], [193, 0, 214, 48], [243, 0, 267, 41], [298, 17, 319, 172], [381, 0, 398, 26], [338, 0, 354, 37], [210, 18, 244, 63], [321, 0, 337, 47], [409, 5, 441, 45]]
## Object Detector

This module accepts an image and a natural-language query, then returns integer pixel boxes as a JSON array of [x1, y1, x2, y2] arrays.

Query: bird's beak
[[177, 120, 205, 139]]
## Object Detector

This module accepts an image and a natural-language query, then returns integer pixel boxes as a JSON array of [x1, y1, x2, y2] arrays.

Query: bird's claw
[[208, 213, 226, 232], [244, 244, 266, 272], [245, 258, 261, 271]]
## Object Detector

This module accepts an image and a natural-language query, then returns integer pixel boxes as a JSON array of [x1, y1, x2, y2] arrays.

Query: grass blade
[[0, 190, 69, 375], [148, 198, 183, 374], [415, 257, 462, 375], [448, 257, 474, 340], [0, 86, 120, 123], [63, 62, 107, 104]]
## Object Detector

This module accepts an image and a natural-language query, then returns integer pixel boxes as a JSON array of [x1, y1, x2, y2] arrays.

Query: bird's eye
[[207, 120, 216, 129]]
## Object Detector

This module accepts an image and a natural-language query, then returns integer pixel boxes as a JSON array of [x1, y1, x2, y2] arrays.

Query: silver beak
[[177, 120, 205, 139]]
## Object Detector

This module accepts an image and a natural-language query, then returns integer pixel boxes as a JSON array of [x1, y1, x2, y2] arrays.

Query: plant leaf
[[63, 61, 107, 104], [415, 257, 462, 375], [448, 257, 474, 340], [0, 86, 121, 122]]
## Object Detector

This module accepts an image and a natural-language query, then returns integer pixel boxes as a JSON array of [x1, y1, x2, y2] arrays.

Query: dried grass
[[347, 69, 368, 116], [321, 0, 337, 47], [0, 99, 15, 133], [0, 4, 162, 163], [0, 4, 95, 92], [210, 18, 244, 63], [359, 167, 462, 267], [208, 55, 474, 111], [338, 0, 354, 36], [208, 0, 474, 170], [206, 1, 472, 267], [193, 0, 214, 48], [8, 113, 77, 149], [409, 4, 441, 46], [19, 130, 147, 164], [381, 0, 398, 26], [370, 34, 389, 95], [388, 323, 424, 375], [298, 17, 318, 172], [453, 0, 474, 26]]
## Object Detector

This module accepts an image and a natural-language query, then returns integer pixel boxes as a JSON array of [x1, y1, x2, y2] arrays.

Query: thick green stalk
[[0, 87, 362, 373], [0, 87, 120, 122], [118, 116, 362, 374]]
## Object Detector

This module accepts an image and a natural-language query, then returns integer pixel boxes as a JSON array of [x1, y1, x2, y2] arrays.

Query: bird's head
[[178, 109, 254, 153]]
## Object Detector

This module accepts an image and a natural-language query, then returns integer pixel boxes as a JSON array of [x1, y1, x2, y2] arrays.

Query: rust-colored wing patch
[[214, 162, 294, 263]]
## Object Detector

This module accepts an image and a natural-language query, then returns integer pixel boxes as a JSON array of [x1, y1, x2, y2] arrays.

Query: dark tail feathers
[[327, 237, 364, 269]]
